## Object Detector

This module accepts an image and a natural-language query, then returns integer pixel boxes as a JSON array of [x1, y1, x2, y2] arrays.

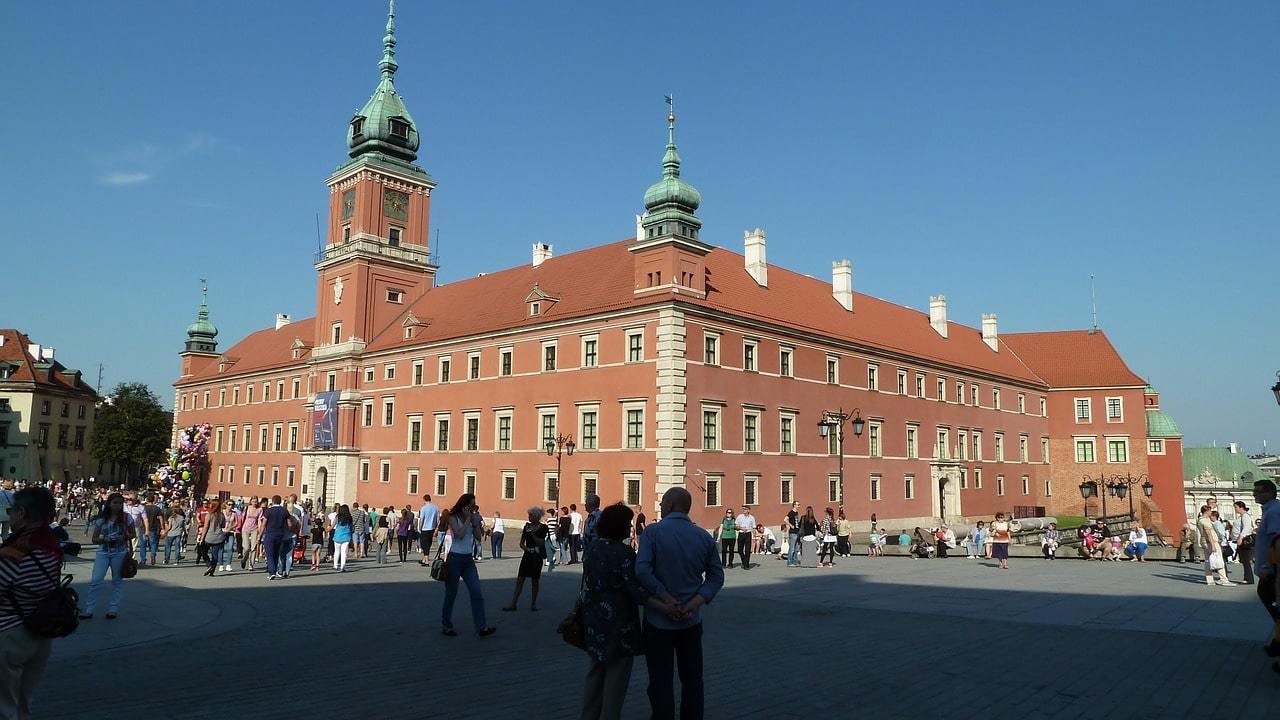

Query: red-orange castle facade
[[173, 7, 1184, 531]]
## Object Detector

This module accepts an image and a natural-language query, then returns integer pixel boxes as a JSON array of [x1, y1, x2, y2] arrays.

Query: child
[[1109, 535, 1124, 561], [868, 530, 881, 557]]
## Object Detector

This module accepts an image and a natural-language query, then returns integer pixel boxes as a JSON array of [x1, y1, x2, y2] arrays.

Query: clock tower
[[314, 0, 436, 354]]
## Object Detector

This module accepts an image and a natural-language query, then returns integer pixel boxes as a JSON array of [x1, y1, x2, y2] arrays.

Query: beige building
[[0, 329, 99, 484]]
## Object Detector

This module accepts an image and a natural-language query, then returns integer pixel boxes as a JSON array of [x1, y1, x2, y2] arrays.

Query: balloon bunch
[[153, 422, 212, 499]]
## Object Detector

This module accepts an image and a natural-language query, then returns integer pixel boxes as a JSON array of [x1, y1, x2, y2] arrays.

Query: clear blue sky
[[2, 2, 1277, 452]]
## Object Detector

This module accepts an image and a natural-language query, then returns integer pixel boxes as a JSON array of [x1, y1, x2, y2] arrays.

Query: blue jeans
[[85, 547, 127, 614], [163, 535, 184, 563], [208, 541, 224, 570], [441, 553, 488, 634], [491, 532, 504, 559], [138, 533, 159, 564], [263, 534, 286, 577], [545, 537, 557, 571], [557, 537, 570, 564], [787, 532, 800, 566], [222, 532, 237, 563], [644, 622, 704, 720], [966, 541, 980, 557], [281, 535, 296, 575]]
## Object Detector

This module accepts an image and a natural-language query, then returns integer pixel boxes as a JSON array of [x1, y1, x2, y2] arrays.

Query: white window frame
[[1040, 397, 1047, 416], [624, 472, 642, 506], [974, 469, 983, 489], [997, 474, 1006, 496], [915, 373, 924, 397], [382, 398, 395, 427], [412, 360, 424, 385], [957, 430, 967, 461], [407, 469, 419, 495], [867, 363, 879, 391], [994, 432, 1005, 462], [1075, 437, 1097, 463], [577, 405, 600, 451], [826, 355, 839, 384], [464, 414, 480, 452], [435, 471, 447, 497], [742, 408, 760, 453], [701, 405, 721, 451], [870, 474, 881, 501], [1074, 397, 1092, 423], [468, 352, 481, 380], [1041, 437, 1049, 463], [897, 369, 907, 395], [380, 459, 391, 484], [704, 332, 720, 367], [1019, 434, 1029, 463], [435, 414, 450, 452], [779, 346, 794, 378], [779, 412, 796, 454], [743, 474, 759, 506], [384, 363, 396, 381], [1148, 439, 1165, 455], [904, 474, 915, 500], [780, 475, 794, 504], [906, 424, 918, 460], [626, 329, 644, 363], [742, 339, 758, 372], [542, 341, 557, 372], [972, 431, 983, 462], [495, 411, 513, 451], [539, 408, 557, 449], [439, 356, 452, 383], [1106, 437, 1129, 464], [705, 475, 721, 507], [1105, 396, 1124, 422], [1018, 393, 1026, 414], [500, 347, 514, 376], [869, 421, 882, 457], [581, 335, 599, 369], [502, 473, 516, 500]]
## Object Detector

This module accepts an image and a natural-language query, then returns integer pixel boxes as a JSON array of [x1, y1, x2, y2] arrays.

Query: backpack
[[5, 554, 79, 639]]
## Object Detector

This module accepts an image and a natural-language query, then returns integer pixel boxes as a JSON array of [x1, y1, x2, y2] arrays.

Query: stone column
[[653, 307, 688, 514]]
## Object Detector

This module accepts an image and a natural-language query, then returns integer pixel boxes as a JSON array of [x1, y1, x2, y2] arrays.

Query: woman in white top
[[440, 494, 495, 637], [1127, 526, 1149, 562]]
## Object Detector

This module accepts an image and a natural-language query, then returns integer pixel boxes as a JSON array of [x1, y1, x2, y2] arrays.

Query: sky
[[1, 2, 1277, 451]]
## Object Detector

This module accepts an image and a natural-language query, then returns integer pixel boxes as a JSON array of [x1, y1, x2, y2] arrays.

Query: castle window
[[530, 301, 541, 317], [386, 289, 403, 304], [351, 118, 364, 137], [388, 227, 401, 246], [342, 225, 350, 241], [389, 119, 410, 138]]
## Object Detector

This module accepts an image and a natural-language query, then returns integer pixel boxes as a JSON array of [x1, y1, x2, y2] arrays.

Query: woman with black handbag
[[79, 492, 133, 620], [439, 495, 495, 637], [501, 507, 548, 611]]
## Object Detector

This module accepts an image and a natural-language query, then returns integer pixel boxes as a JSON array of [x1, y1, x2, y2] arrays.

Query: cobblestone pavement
[[41, 549, 1277, 719]]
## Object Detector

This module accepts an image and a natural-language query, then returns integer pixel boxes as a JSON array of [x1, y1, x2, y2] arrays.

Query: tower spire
[[663, 94, 680, 178], [184, 278, 218, 353], [380, 0, 398, 80]]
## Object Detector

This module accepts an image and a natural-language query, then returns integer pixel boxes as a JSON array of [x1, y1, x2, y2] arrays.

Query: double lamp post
[[546, 434, 575, 507], [1079, 472, 1153, 520], [817, 407, 865, 512]]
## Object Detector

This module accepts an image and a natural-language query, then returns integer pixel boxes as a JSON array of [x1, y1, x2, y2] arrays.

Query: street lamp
[[545, 434, 575, 506], [1080, 475, 1108, 519], [817, 407, 864, 512], [1108, 473, 1150, 520]]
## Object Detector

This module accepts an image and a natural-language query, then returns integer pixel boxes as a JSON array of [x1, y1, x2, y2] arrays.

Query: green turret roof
[[643, 110, 702, 216], [184, 284, 218, 354], [347, 1, 420, 162], [1146, 408, 1182, 438]]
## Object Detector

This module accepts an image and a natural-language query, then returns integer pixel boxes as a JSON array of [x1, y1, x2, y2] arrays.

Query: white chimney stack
[[43, 347, 55, 362], [744, 228, 767, 287], [532, 243, 553, 268], [832, 260, 853, 311], [27, 344, 41, 361], [636, 214, 645, 242], [981, 313, 998, 351], [275, 313, 292, 330], [929, 295, 948, 338], [1229, 442, 1240, 454]]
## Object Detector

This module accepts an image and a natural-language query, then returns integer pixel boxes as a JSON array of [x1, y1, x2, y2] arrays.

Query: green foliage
[[88, 382, 170, 482]]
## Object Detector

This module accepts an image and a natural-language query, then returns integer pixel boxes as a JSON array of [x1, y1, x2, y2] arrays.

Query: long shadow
[[38, 549, 1279, 720]]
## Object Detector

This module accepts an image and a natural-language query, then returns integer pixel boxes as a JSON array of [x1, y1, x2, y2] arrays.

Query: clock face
[[341, 190, 355, 220], [383, 190, 409, 221]]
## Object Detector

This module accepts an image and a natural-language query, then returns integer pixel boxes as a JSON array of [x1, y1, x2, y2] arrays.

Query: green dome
[[1145, 408, 1182, 438], [643, 117, 700, 213], [186, 314, 218, 339], [347, 2, 420, 162]]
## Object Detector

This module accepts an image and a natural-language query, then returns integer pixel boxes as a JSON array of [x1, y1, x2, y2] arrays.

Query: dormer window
[[387, 289, 404, 304], [351, 118, 365, 137], [388, 227, 401, 247], [389, 119, 410, 139], [530, 301, 541, 317]]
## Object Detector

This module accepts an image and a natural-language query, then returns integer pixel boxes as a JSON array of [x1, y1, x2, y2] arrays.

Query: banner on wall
[[313, 392, 339, 449]]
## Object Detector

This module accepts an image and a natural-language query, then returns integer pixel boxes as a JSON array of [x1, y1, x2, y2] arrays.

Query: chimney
[[532, 243, 553, 268], [929, 296, 948, 338], [0, 334, 5, 346], [275, 314, 292, 330], [636, 214, 645, 242], [1229, 442, 1240, 454], [832, 260, 853, 311], [981, 314, 998, 351], [744, 228, 767, 287], [43, 347, 55, 362], [27, 344, 41, 361]]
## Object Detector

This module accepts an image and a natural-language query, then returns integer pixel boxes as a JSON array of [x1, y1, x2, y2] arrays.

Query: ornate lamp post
[[545, 434, 575, 506], [817, 407, 864, 512], [1107, 473, 1151, 520], [1079, 476, 1107, 519]]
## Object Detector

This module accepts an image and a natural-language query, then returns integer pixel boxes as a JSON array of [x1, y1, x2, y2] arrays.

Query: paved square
[[42, 549, 1276, 719]]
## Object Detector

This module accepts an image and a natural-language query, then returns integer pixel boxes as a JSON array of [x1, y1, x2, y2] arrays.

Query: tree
[[89, 382, 171, 488]]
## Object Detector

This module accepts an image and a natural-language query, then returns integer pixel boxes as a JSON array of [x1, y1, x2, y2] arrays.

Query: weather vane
[[665, 94, 674, 123]]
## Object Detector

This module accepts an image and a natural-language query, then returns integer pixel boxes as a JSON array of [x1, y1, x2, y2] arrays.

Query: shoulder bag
[[429, 541, 448, 581], [557, 569, 587, 650]]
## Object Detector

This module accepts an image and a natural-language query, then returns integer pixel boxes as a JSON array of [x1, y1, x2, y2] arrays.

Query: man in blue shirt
[[1250, 476, 1280, 658], [417, 494, 439, 565], [636, 487, 724, 720], [261, 495, 297, 580]]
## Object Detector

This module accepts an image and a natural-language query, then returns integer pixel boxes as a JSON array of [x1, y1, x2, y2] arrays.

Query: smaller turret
[[184, 282, 218, 354]]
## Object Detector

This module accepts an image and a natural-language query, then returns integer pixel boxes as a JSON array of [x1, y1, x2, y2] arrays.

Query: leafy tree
[[89, 382, 170, 488]]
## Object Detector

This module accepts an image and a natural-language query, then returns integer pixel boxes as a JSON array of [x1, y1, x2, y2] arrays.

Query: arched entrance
[[315, 467, 331, 507]]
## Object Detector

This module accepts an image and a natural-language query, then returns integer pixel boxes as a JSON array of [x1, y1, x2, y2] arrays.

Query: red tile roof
[[191, 241, 1145, 390], [0, 329, 98, 396], [1002, 330, 1145, 388]]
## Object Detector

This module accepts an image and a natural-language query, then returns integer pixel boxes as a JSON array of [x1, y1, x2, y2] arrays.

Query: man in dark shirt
[[260, 495, 296, 580], [140, 494, 163, 566], [785, 502, 801, 567]]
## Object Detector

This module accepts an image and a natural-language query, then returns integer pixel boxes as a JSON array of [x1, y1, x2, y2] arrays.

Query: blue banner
[[313, 391, 339, 449]]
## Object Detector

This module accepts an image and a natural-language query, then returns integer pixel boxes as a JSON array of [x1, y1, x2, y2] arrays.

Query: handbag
[[823, 534, 837, 543], [121, 553, 138, 579], [558, 572, 587, 650], [1209, 551, 1224, 571], [429, 544, 448, 581]]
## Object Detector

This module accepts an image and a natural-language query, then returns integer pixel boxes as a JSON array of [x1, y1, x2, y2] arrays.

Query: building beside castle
[[172, 5, 1186, 531], [0, 329, 99, 484]]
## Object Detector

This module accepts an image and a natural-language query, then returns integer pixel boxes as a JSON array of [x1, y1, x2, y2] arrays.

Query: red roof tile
[[182, 318, 315, 384], [0, 328, 98, 396], [1002, 330, 1145, 388]]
